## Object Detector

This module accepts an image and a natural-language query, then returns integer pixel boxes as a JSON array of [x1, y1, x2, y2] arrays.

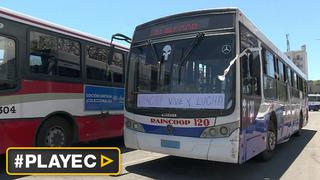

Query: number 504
[[0, 106, 16, 114]]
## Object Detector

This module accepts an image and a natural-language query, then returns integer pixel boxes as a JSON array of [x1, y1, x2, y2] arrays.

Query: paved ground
[[1, 112, 319, 180]]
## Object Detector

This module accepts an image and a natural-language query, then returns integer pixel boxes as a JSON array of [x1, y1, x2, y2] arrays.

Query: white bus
[[308, 94, 320, 111], [123, 8, 308, 163]]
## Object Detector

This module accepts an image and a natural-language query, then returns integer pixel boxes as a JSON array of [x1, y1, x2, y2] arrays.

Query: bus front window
[[0, 36, 16, 90], [126, 34, 236, 115]]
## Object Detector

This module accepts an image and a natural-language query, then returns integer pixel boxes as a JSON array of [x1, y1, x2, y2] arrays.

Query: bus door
[[240, 51, 263, 161]]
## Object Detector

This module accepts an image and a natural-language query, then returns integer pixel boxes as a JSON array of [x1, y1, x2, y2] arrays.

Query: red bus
[[0, 8, 128, 153]]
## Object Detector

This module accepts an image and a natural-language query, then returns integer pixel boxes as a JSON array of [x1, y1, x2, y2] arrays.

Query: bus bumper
[[124, 128, 240, 163], [309, 105, 319, 111]]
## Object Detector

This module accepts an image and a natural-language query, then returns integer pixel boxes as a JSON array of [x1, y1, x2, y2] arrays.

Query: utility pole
[[286, 34, 290, 52]]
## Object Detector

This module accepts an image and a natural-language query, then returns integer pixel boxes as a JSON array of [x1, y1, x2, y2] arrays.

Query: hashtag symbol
[[14, 154, 24, 168]]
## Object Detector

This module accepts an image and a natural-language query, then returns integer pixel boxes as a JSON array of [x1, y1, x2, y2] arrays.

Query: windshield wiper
[[178, 32, 205, 83], [148, 40, 159, 62]]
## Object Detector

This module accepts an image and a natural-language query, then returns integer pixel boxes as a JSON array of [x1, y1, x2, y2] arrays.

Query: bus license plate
[[161, 140, 180, 149]]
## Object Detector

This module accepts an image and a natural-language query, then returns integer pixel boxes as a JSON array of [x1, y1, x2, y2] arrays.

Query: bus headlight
[[125, 117, 145, 133], [220, 126, 229, 135], [200, 121, 239, 138], [209, 128, 217, 136]]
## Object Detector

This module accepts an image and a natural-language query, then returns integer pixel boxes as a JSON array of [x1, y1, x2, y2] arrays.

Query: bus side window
[[239, 24, 260, 96], [252, 51, 261, 95], [286, 67, 291, 85], [277, 60, 287, 102], [112, 52, 124, 84], [86, 44, 111, 82], [241, 52, 260, 96], [264, 50, 275, 78], [29, 31, 81, 78], [263, 49, 277, 99]]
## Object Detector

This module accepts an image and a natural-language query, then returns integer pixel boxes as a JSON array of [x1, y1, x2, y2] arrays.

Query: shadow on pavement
[[0, 154, 24, 180], [126, 129, 317, 180], [76, 136, 134, 154]]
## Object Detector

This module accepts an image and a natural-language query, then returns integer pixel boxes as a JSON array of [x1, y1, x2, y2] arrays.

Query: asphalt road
[[1, 112, 319, 180]]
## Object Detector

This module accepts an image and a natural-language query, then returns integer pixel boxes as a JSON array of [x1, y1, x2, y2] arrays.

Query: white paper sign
[[137, 93, 225, 109]]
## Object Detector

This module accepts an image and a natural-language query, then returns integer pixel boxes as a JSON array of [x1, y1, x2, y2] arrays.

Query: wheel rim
[[45, 126, 65, 147], [268, 130, 276, 151]]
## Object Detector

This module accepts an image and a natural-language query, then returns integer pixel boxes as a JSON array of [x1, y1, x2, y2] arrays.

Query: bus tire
[[36, 116, 73, 147], [294, 112, 303, 137], [257, 120, 276, 161]]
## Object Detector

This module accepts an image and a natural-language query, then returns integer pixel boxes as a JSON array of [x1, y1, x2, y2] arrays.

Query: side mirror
[[107, 33, 132, 65]]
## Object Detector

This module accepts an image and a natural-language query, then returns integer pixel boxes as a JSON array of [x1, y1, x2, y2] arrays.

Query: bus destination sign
[[150, 19, 209, 37], [133, 13, 235, 42]]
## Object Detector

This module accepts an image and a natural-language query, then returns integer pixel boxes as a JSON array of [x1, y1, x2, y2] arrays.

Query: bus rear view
[[124, 8, 308, 164]]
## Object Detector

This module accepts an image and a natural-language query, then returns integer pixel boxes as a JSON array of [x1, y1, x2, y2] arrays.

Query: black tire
[[257, 120, 276, 161], [36, 116, 73, 147], [294, 113, 303, 137]]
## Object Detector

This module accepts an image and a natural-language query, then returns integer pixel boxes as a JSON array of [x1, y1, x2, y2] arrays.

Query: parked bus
[[308, 94, 320, 111], [123, 8, 308, 163], [0, 8, 128, 154]]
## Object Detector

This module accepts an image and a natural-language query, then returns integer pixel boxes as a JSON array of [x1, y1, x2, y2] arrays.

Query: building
[[308, 80, 320, 94], [285, 45, 308, 76]]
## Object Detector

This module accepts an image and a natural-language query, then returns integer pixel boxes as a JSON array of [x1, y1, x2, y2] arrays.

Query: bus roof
[[308, 94, 320, 97], [0, 7, 128, 51], [237, 8, 307, 80], [135, 7, 238, 30], [134, 7, 307, 80]]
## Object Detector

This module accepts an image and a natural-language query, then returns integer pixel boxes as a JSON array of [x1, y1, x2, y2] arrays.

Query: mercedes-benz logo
[[222, 44, 232, 54], [167, 125, 173, 135]]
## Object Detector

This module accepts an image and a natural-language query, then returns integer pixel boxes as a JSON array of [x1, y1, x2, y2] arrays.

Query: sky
[[1, 0, 319, 80]]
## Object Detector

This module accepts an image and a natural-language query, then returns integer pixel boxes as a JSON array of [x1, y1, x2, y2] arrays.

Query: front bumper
[[124, 128, 240, 163]]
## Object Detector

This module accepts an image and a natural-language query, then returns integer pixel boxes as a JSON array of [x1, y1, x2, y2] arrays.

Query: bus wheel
[[257, 121, 276, 161], [294, 113, 303, 136], [36, 116, 73, 147]]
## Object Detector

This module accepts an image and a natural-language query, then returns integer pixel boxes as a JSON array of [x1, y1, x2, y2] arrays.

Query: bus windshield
[[126, 34, 236, 116], [309, 95, 320, 102]]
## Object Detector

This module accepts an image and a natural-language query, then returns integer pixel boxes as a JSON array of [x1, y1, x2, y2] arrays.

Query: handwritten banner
[[137, 93, 225, 109]]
